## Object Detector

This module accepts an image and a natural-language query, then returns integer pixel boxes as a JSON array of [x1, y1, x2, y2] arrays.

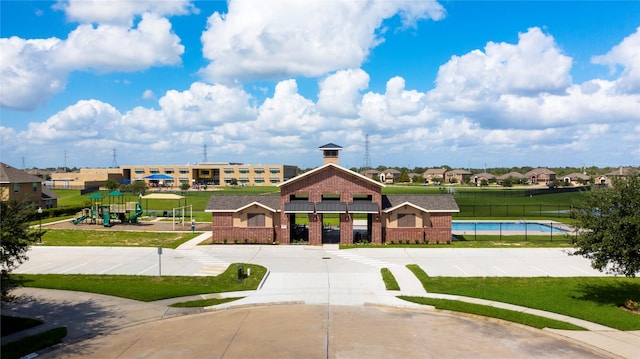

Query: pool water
[[452, 221, 567, 233]]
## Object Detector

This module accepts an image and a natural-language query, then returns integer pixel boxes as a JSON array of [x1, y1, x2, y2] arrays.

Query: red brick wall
[[383, 213, 452, 243], [279, 166, 383, 245], [211, 227, 276, 244]]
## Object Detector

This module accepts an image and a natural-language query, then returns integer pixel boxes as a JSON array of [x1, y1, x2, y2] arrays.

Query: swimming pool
[[452, 221, 568, 233]]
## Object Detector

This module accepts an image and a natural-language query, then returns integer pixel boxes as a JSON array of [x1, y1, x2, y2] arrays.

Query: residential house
[[1, 162, 58, 209]]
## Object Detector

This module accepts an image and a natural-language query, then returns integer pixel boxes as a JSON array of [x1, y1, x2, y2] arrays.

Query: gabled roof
[[448, 169, 472, 175], [563, 173, 590, 180], [496, 172, 525, 179], [474, 172, 495, 179], [0, 162, 44, 184], [424, 168, 447, 175], [524, 168, 556, 176], [277, 162, 384, 188], [382, 195, 459, 213], [205, 194, 281, 212]]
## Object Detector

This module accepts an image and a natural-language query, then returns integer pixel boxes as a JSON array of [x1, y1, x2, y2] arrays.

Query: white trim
[[277, 162, 384, 188]]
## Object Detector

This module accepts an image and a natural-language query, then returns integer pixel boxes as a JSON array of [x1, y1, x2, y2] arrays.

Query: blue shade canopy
[[108, 190, 124, 197], [144, 174, 174, 180], [88, 193, 104, 199]]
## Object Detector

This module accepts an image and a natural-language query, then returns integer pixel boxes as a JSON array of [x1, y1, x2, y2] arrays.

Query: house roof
[[205, 194, 281, 213], [448, 169, 472, 175], [205, 194, 459, 214], [383, 169, 401, 174], [524, 168, 556, 176], [423, 168, 447, 175], [0, 162, 44, 184], [474, 172, 495, 179], [382, 195, 459, 213], [42, 186, 60, 200], [563, 173, 590, 180], [318, 143, 342, 150], [496, 172, 525, 180], [277, 162, 383, 188]]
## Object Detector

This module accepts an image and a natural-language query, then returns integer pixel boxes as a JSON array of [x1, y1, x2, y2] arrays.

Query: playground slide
[[103, 213, 111, 227], [128, 204, 143, 223], [72, 215, 88, 225]]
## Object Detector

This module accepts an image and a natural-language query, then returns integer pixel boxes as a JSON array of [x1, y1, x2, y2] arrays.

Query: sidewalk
[[5, 242, 640, 358]]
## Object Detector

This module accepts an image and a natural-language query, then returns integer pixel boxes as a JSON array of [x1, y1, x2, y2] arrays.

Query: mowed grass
[[399, 296, 584, 330], [16, 263, 266, 302], [380, 268, 400, 290], [39, 229, 199, 249], [412, 276, 640, 330]]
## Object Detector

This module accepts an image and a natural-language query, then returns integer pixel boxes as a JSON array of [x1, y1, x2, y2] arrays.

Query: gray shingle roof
[[205, 194, 281, 212], [0, 162, 44, 184], [382, 194, 459, 213]]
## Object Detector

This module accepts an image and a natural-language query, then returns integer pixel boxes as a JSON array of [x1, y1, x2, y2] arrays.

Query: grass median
[[38, 229, 200, 249], [15, 263, 266, 302], [404, 276, 640, 330]]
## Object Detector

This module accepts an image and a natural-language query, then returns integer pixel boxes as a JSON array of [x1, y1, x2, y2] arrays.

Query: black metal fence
[[454, 204, 573, 218]]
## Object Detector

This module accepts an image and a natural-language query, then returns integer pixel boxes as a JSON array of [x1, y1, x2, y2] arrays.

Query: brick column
[[308, 213, 322, 245], [340, 213, 353, 245]]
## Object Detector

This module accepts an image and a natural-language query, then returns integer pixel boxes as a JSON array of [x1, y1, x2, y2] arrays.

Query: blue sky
[[1, 0, 639, 170]]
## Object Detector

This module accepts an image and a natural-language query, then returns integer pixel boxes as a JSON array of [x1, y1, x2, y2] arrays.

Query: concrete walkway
[[5, 242, 640, 358]]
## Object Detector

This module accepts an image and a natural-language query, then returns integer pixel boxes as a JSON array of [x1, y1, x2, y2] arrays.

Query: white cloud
[[25, 99, 121, 142], [256, 79, 323, 134], [55, 13, 184, 71], [428, 27, 640, 130], [430, 27, 572, 107], [592, 26, 640, 94], [158, 82, 256, 131], [200, 0, 444, 83], [317, 69, 369, 117], [1, 3, 187, 111], [56, 0, 195, 26], [0, 37, 66, 110], [142, 89, 155, 100]]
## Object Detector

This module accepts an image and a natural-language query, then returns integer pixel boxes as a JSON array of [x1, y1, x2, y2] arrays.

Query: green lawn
[[380, 268, 400, 290], [16, 263, 266, 302], [169, 297, 243, 307], [411, 276, 640, 330], [39, 229, 199, 249], [399, 296, 584, 330]]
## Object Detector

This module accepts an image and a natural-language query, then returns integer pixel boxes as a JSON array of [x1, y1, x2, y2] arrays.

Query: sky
[[1, 0, 639, 171]]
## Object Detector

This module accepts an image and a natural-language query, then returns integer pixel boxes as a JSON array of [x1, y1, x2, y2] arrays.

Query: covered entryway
[[349, 199, 379, 244], [284, 200, 314, 244], [317, 200, 346, 244]]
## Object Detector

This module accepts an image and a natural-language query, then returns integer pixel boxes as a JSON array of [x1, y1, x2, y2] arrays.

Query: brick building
[[206, 144, 459, 245]]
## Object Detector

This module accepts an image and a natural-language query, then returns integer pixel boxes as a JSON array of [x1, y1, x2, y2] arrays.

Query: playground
[[71, 191, 193, 230]]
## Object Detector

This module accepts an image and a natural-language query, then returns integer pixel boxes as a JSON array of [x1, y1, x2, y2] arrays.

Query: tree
[[572, 175, 640, 277], [180, 182, 191, 192], [1, 200, 44, 302], [105, 179, 119, 191]]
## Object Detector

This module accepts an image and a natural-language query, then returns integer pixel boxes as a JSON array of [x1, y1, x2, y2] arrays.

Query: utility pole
[[112, 148, 118, 168], [202, 144, 208, 162], [363, 134, 371, 170]]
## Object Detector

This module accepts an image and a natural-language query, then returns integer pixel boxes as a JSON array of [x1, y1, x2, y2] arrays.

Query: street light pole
[[37, 207, 43, 242]]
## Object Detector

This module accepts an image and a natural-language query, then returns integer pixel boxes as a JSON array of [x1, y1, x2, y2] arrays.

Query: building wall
[[279, 166, 382, 244], [384, 212, 452, 243], [211, 210, 279, 244], [1, 182, 42, 206], [121, 164, 297, 187]]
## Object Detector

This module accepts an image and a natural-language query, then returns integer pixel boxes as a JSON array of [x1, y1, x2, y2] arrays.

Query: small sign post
[[157, 247, 163, 277]]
